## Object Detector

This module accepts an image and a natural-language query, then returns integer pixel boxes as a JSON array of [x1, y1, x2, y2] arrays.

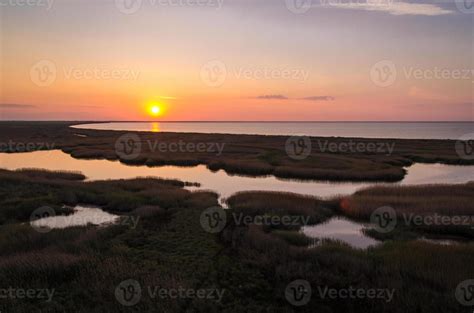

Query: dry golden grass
[[1, 121, 472, 182], [341, 182, 474, 219]]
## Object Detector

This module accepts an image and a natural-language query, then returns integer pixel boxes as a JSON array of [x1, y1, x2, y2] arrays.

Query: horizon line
[[0, 120, 472, 123]]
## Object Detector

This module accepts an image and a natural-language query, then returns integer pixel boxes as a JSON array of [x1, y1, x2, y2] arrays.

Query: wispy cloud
[[253, 95, 335, 101], [301, 96, 335, 101], [75, 105, 104, 109], [322, 1, 453, 16], [0, 104, 37, 109], [255, 95, 289, 100]]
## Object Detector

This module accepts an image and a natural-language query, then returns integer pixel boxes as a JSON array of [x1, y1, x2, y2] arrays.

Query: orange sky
[[1, 1, 472, 121]]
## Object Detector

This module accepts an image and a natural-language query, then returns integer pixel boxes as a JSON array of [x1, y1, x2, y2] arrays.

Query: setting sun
[[147, 103, 164, 117], [151, 106, 160, 115]]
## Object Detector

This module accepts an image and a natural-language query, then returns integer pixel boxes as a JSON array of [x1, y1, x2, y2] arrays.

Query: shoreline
[[1, 121, 473, 183]]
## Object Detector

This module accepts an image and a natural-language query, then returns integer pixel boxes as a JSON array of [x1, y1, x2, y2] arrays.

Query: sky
[[0, 0, 473, 121]]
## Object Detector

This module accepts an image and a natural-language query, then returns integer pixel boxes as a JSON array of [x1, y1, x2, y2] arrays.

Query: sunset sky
[[0, 0, 472, 121]]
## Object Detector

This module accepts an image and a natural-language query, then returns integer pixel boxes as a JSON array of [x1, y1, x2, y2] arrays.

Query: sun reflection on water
[[151, 122, 160, 133]]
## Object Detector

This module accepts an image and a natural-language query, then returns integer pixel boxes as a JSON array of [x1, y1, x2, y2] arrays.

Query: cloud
[[253, 95, 335, 101], [75, 105, 104, 109], [323, 1, 453, 16], [301, 96, 335, 101], [255, 95, 289, 100], [0, 104, 37, 109]]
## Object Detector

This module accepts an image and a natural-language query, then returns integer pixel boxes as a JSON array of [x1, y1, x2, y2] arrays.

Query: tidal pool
[[301, 217, 380, 249], [3, 150, 472, 245], [1, 150, 473, 201], [30, 205, 119, 230]]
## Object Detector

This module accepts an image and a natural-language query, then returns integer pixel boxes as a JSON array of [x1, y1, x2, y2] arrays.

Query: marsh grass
[[221, 191, 474, 313], [2, 121, 473, 183], [339, 182, 474, 240], [1, 168, 473, 312]]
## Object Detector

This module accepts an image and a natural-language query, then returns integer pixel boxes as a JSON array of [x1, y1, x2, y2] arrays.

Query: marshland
[[0, 122, 473, 312], [3, 1, 473, 311]]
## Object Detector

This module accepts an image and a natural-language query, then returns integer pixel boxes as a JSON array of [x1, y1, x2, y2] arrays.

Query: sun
[[147, 103, 163, 117], [151, 105, 160, 115]]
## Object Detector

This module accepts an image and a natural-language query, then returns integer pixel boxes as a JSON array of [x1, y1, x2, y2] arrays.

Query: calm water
[[302, 218, 462, 249], [3, 150, 472, 246], [72, 122, 474, 140], [1, 150, 473, 201], [30, 205, 119, 229], [302, 217, 379, 249]]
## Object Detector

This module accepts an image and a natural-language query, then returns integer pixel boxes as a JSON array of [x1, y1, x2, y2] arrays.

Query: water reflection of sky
[[1, 151, 473, 201], [30, 205, 119, 229], [302, 217, 379, 249]]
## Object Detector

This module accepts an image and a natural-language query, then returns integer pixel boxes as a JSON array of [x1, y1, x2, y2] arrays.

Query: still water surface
[[1, 150, 473, 200], [3, 150, 472, 247], [72, 122, 474, 140], [30, 205, 119, 229], [302, 217, 380, 249]]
